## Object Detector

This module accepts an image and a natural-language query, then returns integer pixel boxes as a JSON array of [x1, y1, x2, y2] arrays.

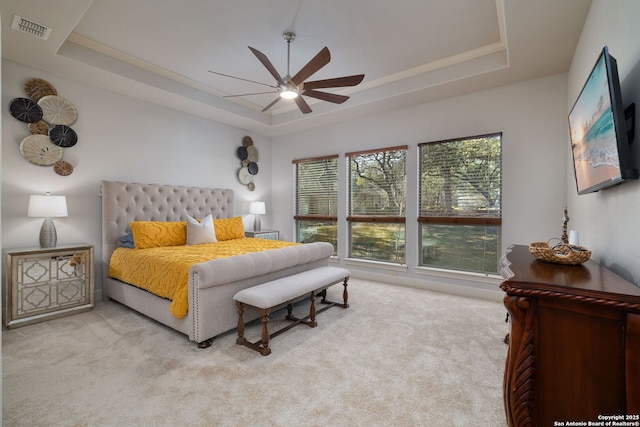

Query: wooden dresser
[[500, 245, 640, 426]]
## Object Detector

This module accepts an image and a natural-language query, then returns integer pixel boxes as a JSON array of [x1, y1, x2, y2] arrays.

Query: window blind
[[294, 155, 338, 219], [347, 146, 407, 220], [418, 133, 501, 224]]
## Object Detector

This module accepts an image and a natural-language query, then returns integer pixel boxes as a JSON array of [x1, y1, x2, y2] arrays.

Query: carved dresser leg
[[503, 295, 535, 427]]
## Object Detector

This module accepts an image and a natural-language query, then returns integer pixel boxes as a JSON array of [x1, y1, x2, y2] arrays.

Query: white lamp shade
[[27, 195, 68, 218], [249, 201, 266, 215]]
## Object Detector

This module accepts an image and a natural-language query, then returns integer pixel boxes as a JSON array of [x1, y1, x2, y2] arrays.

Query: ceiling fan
[[209, 32, 364, 114]]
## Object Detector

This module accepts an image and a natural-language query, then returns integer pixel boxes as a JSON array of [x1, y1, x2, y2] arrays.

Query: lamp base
[[253, 215, 261, 232], [40, 217, 57, 248]]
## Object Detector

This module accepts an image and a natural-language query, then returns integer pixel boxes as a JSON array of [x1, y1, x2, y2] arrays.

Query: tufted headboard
[[99, 181, 234, 283]]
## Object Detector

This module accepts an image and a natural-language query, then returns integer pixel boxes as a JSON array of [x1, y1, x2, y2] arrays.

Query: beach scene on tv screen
[[569, 54, 621, 191]]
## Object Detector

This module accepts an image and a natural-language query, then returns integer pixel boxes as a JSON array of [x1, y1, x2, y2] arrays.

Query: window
[[347, 146, 407, 264], [294, 155, 338, 255], [418, 133, 502, 273]]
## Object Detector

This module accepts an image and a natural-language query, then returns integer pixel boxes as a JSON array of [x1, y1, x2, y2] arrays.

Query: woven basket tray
[[529, 241, 591, 265]]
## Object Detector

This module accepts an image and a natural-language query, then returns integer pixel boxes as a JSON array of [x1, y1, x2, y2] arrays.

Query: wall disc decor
[[8, 77, 80, 176], [48, 125, 78, 147], [24, 78, 57, 101], [247, 162, 259, 175], [9, 98, 43, 123], [38, 95, 78, 126], [236, 136, 258, 190], [247, 145, 259, 162], [28, 120, 49, 135], [237, 146, 248, 160], [19, 135, 64, 166], [238, 167, 252, 184], [53, 160, 74, 176]]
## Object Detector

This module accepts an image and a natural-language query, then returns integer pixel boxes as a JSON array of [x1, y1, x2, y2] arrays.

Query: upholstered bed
[[100, 180, 333, 347]]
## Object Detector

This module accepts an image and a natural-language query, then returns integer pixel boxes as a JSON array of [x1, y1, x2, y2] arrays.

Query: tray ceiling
[[1, 0, 591, 136]]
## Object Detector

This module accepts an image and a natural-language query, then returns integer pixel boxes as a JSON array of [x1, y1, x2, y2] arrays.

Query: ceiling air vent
[[11, 14, 52, 40]]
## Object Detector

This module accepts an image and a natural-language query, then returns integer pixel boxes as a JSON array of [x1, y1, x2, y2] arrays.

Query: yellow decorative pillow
[[130, 221, 187, 249], [213, 216, 245, 241]]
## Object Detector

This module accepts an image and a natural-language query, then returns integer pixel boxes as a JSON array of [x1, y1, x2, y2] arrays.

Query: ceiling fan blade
[[248, 47, 285, 84], [290, 47, 331, 86], [261, 97, 281, 112], [208, 70, 277, 88], [294, 96, 312, 114], [303, 74, 365, 90], [224, 91, 278, 98], [302, 89, 349, 104]]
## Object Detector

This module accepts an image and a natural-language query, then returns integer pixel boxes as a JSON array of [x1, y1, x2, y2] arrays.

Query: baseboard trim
[[345, 268, 503, 303]]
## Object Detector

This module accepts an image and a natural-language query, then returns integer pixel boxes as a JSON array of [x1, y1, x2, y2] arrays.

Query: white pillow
[[186, 214, 217, 245]]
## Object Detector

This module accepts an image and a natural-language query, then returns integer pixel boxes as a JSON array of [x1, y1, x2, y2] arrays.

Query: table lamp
[[249, 201, 266, 231], [27, 193, 68, 248]]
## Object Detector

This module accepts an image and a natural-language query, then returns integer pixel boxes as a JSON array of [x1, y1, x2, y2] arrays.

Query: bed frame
[[100, 181, 332, 347]]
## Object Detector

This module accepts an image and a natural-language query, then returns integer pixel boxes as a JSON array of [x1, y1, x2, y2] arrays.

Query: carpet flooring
[[3, 278, 508, 426]]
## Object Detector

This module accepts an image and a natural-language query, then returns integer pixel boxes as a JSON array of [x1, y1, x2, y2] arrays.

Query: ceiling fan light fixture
[[278, 81, 299, 99], [280, 89, 299, 99]]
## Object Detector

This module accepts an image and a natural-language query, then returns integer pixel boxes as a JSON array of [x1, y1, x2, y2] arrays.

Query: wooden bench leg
[[309, 291, 317, 328], [235, 301, 245, 344], [317, 277, 349, 310], [259, 308, 272, 356], [342, 277, 350, 308], [285, 303, 294, 320], [235, 302, 272, 356], [319, 289, 328, 303]]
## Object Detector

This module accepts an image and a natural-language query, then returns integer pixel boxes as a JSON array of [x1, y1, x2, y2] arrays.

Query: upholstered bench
[[233, 266, 350, 356]]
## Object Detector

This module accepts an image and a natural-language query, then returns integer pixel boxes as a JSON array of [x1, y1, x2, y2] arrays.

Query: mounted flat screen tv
[[568, 46, 637, 195]]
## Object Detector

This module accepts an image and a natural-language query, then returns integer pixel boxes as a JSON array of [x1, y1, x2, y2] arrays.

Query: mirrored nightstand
[[4, 244, 94, 329], [245, 230, 279, 240]]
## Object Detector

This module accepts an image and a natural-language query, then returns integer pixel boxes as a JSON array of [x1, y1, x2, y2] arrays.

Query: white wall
[[567, 0, 640, 284], [271, 74, 569, 297], [2, 60, 273, 291], [2, 59, 575, 299]]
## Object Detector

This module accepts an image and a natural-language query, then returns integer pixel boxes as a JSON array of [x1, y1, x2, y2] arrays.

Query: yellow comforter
[[108, 238, 299, 319]]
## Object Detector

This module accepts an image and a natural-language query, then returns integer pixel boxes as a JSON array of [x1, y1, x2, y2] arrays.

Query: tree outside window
[[347, 146, 407, 264]]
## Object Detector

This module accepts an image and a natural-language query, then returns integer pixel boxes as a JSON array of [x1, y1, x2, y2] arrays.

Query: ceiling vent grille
[[11, 15, 52, 40]]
